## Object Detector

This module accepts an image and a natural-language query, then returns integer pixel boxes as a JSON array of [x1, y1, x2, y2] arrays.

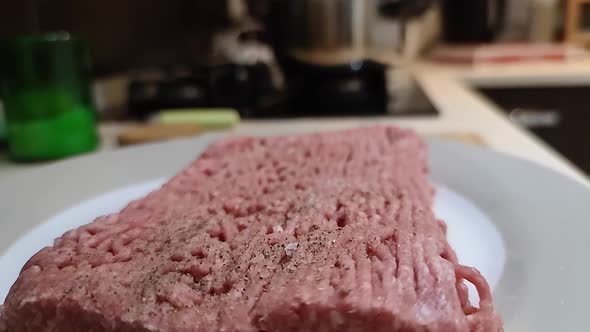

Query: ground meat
[[0, 126, 503, 332]]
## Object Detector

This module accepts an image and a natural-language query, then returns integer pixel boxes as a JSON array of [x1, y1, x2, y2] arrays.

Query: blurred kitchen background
[[1, 0, 590, 179]]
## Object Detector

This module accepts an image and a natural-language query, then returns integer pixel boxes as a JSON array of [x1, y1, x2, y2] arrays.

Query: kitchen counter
[[1, 60, 590, 185], [413, 60, 590, 185]]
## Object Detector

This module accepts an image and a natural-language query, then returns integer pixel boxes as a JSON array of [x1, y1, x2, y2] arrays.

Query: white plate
[[1, 133, 589, 331]]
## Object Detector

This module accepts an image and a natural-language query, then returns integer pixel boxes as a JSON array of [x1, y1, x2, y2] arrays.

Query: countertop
[[1, 60, 590, 185]]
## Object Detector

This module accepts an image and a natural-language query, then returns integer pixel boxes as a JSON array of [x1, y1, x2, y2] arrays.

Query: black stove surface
[[244, 69, 439, 119], [126, 64, 438, 120]]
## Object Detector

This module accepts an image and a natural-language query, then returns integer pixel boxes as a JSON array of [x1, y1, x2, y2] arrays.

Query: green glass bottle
[[0, 32, 98, 161], [0, 101, 6, 145]]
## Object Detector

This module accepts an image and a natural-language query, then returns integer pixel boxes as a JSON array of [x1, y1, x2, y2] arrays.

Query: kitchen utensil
[[153, 108, 240, 129], [260, 0, 435, 116], [441, 0, 507, 43], [0, 32, 98, 161], [276, 0, 367, 55], [1, 133, 589, 331], [117, 123, 202, 146], [266, 0, 435, 63]]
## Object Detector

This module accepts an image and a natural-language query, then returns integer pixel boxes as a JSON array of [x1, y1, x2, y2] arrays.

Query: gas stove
[[126, 64, 438, 120]]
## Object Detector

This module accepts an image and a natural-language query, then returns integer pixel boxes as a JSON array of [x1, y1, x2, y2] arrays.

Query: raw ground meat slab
[[0, 126, 503, 332]]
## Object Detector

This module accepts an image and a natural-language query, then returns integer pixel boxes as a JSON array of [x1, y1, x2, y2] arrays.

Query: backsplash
[[0, 1, 230, 76]]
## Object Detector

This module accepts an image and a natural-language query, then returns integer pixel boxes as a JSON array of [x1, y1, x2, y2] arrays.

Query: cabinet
[[479, 86, 590, 175]]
